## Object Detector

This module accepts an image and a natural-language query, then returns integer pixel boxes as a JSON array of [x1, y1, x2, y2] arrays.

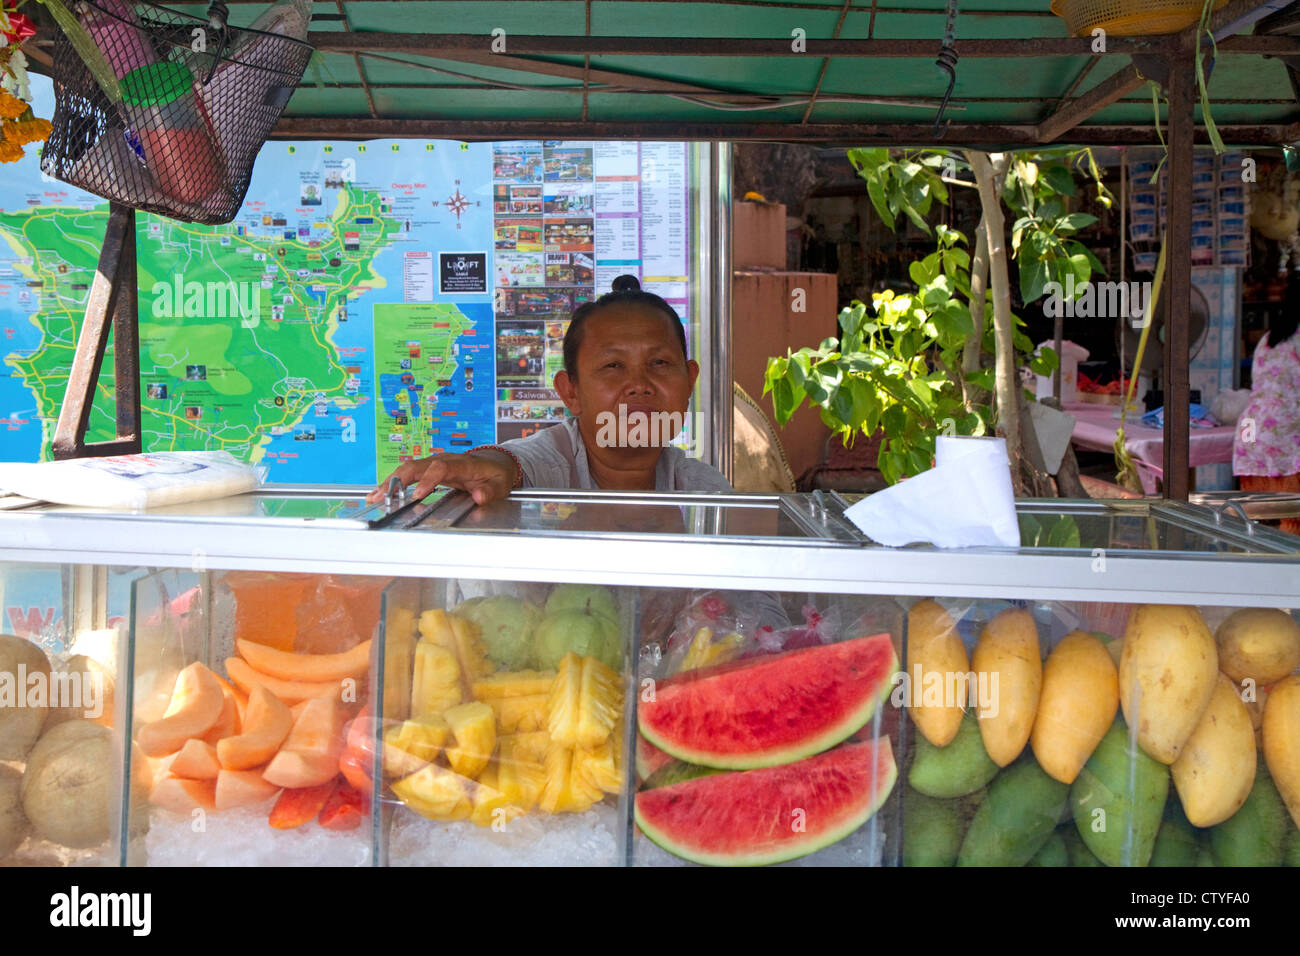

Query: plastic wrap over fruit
[[661, 591, 762, 676]]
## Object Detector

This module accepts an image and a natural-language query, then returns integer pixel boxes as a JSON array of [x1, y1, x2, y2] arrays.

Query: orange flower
[[0, 90, 27, 120], [0, 137, 25, 163]]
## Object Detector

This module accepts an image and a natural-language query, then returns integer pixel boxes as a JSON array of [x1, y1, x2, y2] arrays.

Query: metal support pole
[[52, 202, 142, 459], [710, 141, 734, 483], [1163, 55, 1194, 500]]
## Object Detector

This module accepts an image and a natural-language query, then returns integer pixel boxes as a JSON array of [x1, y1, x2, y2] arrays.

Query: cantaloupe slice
[[212, 672, 248, 723], [170, 738, 221, 780], [236, 638, 372, 684], [202, 687, 241, 745], [214, 769, 282, 811], [224, 657, 345, 706], [217, 685, 294, 771], [150, 773, 217, 813], [262, 697, 345, 789], [137, 662, 226, 758]]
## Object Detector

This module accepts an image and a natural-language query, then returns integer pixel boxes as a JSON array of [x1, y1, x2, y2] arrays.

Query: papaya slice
[[318, 782, 365, 830], [269, 780, 337, 829], [150, 773, 217, 813], [170, 738, 221, 780], [202, 686, 241, 745], [236, 638, 372, 684], [137, 662, 226, 758], [338, 748, 374, 795], [224, 657, 345, 705], [217, 685, 293, 771], [262, 697, 346, 789]]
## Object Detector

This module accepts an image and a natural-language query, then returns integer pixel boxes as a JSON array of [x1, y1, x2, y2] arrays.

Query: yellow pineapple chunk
[[443, 701, 496, 779], [573, 719, 623, 794], [469, 765, 526, 828], [449, 613, 494, 682], [382, 715, 449, 778], [392, 764, 472, 821], [679, 627, 715, 672], [487, 693, 549, 733], [538, 743, 602, 814], [497, 736, 546, 810], [418, 608, 455, 646], [502, 731, 550, 765], [410, 640, 461, 717], [472, 670, 557, 699], [548, 653, 622, 749]]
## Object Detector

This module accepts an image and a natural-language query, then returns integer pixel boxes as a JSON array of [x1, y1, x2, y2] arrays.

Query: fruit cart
[[1, 487, 1298, 866]]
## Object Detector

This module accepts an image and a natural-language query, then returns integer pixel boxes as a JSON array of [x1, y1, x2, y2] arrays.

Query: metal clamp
[[1209, 498, 1257, 536], [385, 475, 408, 511]]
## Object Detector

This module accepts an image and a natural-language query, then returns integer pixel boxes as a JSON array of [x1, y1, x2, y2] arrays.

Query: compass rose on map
[[446, 188, 471, 221]]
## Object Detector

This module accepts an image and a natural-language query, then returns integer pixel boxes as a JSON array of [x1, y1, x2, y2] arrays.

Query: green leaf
[[865, 176, 895, 231], [881, 403, 908, 440], [1042, 165, 1076, 196], [1044, 516, 1082, 549], [967, 368, 995, 391], [901, 201, 932, 235], [1056, 212, 1097, 231], [909, 257, 939, 286], [1019, 256, 1050, 303], [1068, 252, 1091, 288]]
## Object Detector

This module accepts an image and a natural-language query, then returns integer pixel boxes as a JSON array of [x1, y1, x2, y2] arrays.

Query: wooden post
[[52, 202, 142, 459], [1163, 55, 1194, 500]]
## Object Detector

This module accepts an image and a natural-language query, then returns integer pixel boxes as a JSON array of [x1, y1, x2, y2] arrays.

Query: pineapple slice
[[548, 653, 622, 749], [497, 736, 546, 810], [410, 640, 461, 717], [573, 720, 623, 794], [679, 626, 715, 672], [469, 764, 526, 829], [382, 715, 450, 778], [502, 731, 550, 765], [538, 743, 602, 815], [443, 701, 496, 779], [486, 693, 549, 733], [392, 764, 472, 821], [678, 627, 747, 672], [472, 670, 557, 700], [448, 614, 494, 683]]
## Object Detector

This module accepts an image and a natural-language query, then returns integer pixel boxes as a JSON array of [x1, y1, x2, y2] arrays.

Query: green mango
[[1196, 846, 1217, 867], [1071, 720, 1168, 867], [642, 760, 723, 790], [1063, 826, 1105, 867], [903, 788, 967, 867], [1285, 828, 1300, 867], [1027, 830, 1069, 867], [908, 712, 999, 799], [1210, 765, 1289, 867], [958, 758, 1068, 866], [1150, 800, 1202, 868]]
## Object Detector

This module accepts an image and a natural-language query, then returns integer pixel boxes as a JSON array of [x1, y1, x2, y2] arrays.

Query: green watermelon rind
[[638, 637, 898, 770], [634, 740, 899, 866]]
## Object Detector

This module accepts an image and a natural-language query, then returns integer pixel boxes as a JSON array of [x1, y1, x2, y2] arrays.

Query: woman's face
[[554, 304, 699, 451]]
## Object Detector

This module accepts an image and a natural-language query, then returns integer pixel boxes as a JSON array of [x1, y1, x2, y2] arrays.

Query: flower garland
[[0, 0, 52, 164]]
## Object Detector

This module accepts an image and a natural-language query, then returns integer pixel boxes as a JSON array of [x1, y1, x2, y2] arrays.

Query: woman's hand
[[367, 450, 517, 507]]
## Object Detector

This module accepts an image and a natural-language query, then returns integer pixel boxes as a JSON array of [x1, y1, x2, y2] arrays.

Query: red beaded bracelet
[[469, 444, 524, 489]]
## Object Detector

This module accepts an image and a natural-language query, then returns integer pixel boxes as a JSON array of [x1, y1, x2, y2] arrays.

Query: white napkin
[[0, 451, 258, 509], [844, 436, 1021, 548]]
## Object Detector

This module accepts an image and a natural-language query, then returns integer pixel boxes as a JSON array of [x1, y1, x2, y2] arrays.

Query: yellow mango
[[1031, 631, 1118, 784], [1216, 608, 1300, 687], [906, 600, 968, 747], [1171, 675, 1256, 827], [1119, 604, 1218, 764], [972, 608, 1042, 767], [1262, 675, 1300, 829]]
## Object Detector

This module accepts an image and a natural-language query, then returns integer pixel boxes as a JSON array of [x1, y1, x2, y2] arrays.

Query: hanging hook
[[203, 0, 231, 85], [932, 0, 960, 137]]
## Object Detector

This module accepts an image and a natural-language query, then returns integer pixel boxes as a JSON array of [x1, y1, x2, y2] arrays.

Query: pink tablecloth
[[1066, 402, 1237, 494]]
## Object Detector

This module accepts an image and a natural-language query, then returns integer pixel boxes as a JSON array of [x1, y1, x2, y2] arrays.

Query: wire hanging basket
[[1050, 0, 1229, 37], [41, 0, 312, 224]]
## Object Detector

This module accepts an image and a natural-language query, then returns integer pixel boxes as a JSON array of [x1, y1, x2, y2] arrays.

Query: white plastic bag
[[0, 450, 258, 509]]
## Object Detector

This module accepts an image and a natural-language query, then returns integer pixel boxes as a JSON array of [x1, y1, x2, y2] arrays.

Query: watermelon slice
[[635, 738, 897, 866], [638, 631, 897, 769]]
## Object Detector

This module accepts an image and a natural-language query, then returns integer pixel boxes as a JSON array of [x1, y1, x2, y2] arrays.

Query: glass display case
[[1, 488, 1298, 867]]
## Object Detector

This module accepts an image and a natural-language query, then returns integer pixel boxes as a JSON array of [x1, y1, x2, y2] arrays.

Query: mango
[[906, 600, 968, 747], [1027, 830, 1068, 867], [902, 788, 966, 867], [1262, 675, 1300, 829], [1196, 846, 1217, 867], [908, 710, 999, 799], [1071, 720, 1169, 867], [1149, 801, 1202, 867], [1170, 674, 1256, 827], [1215, 608, 1300, 687], [1286, 828, 1300, 866], [1119, 604, 1218, 764], [1031, 631, 1118, 785], [1062, 826, 1104, 867], [957, 758, 1068, 866], [972, 609, 1042, 767], [1209, 765, 1288, 866]]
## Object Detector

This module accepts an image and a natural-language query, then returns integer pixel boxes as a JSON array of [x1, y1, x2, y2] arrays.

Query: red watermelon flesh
[[638, 631, 897, 769], [635, 735, 675, 782], [635, 738, 897, 866]]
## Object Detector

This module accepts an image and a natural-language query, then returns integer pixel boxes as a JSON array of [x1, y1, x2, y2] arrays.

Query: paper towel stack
[[844, 435, 1021, 548]]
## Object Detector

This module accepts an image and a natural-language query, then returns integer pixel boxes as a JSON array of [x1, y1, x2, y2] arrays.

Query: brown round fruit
[[20, 720, 115, 849], [0, 763, 29, 858], [1216, 608, 1300, 687], [0, 634, 53, 760], [44, 655, 115, 729]]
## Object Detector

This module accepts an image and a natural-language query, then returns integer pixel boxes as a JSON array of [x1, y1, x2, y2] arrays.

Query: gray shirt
[[501, 418, 733, 492]]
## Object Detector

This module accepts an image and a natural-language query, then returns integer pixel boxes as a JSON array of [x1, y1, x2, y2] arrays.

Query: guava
[[455, 595, 543, 670], [534, 610, 622, 672], [544, 584, 618, 625]]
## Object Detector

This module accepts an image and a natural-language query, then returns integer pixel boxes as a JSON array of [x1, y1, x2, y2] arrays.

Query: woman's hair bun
[[611, 274, 641, 293]]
